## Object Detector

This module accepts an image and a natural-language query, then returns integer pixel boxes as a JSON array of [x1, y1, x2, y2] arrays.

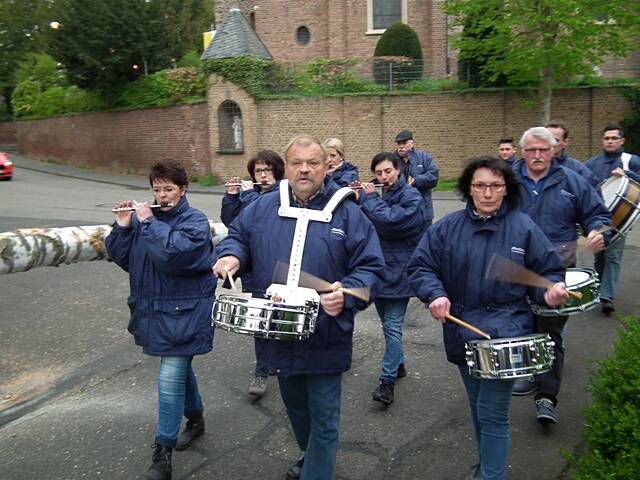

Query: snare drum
[[212, 294, 319, 341], [531, 267, 600, 316], [600, 175, 640, 245], [465, 334, 555, 379]]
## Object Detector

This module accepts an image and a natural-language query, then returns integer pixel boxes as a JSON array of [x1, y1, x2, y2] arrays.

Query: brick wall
[[14, 104, 211, 176], [0, 122, 16, 145]]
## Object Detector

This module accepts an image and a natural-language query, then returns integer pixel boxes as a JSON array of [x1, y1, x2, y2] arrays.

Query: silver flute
[[111, 203, 174, 212]]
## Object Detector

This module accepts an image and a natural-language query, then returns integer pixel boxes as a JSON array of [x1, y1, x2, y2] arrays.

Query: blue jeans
[[278, 374, 342, 480], [458, 366, 514, 480], [594, 236, 625, 302], [374, 298, 409, 384], [155, 356, 204, 448]]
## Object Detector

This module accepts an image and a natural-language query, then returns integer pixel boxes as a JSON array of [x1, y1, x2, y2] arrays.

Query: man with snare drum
[[511, 127, 612, 425], [586, 124, 640, 315], [213, 135, 385, 480]]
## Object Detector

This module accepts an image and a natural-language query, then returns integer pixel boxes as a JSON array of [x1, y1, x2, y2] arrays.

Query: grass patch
[[433, 179, 458, 192], [190, 173, 216, 187]]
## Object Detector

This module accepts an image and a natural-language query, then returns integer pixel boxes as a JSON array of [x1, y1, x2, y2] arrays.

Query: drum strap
[[621, 152, 631, 171], [278, 180, 355, 286]]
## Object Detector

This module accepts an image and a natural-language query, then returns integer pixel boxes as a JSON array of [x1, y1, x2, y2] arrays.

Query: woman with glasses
[[221, 150, 285, 398], [105, 160, 216, 480], [323, 138, 359, 187], [408, 155, 568, 480]]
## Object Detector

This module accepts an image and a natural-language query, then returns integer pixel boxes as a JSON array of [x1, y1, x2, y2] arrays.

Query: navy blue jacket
[[408, 203, 565, 366], [513, 160, 612, 263], [585, 148, 640, 184], [214, 178, 385, 376], [360, 177, 426, 298], [220, 181, 280, 227], [393, 148, 439, 222], [555, 150, 598, 187], [328, 161, 359, 187], [105, 197, 216, 357]]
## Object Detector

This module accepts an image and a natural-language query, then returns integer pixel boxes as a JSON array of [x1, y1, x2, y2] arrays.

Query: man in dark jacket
[[393, 130, 439, 227], [586, 124, 640, 315], [498, 137, 517, 167], [213, 135, 385, 480], [546, 121, 598, 187], [512, 127, 611, 425]]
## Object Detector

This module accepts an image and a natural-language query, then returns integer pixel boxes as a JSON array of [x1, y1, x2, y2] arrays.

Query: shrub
[[118, 73, 174, 108], [201, 56, 272, 97], [570, 315, 640, 479], [373, 23, 423, 86]]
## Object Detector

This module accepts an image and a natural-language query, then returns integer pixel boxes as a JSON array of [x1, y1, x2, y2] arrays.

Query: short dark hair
[[247, 150, 285, 182], [546, 121, 569, 139], [457, 155, 520, 210], [603, 124, 624, 137], [149, 160, 188, 188], [498, 137, 514, 145], [370, 152, 400, 171]]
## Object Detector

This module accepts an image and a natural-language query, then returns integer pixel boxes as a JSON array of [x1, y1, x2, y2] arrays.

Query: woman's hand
[[113, 201, 134, 227], [428, 296, 451, 323]]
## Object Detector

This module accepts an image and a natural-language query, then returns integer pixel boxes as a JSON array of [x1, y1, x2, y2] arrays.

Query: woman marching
[[407, 156, 569, 480], [105, 160, 216, 480]]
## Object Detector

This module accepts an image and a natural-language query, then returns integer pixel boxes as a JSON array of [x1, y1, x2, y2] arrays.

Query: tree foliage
[[444, 0, 640, 122], [621, 87, 640, 155], [373, 23, 423, 85], [46, 0, 213, 97]]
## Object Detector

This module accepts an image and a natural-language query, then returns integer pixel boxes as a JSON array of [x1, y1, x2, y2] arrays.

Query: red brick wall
[[0, 122, 17, 145], [15, 104, 211, 176]]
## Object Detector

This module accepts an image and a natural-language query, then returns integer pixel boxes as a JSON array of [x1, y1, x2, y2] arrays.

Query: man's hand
[[585, 229, 606, 254], [544, 282, 570, 308], [320, 281, 345, 317], [611, 167, 625, 177], [428, 296, 451, 323], [213, 256, 240, 279]]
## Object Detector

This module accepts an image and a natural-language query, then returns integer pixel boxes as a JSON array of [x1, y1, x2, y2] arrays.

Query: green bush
[[11, 80, 39, 116], [201, 56, 272, 96], [570, 315, 640, 479], [118, 73, 174, 108], [373, 23, 423, 86]]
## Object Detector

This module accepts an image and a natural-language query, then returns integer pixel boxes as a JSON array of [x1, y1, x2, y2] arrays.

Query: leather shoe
[[372, 382, 394, 404], [397, 363, 407, 379], [601, 299, 615, 315], [175, 415, 205, 451], [286, 453, 304, 479]]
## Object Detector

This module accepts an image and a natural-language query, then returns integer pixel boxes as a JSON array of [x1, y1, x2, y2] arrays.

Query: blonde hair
[[322, 138, 344, 158]]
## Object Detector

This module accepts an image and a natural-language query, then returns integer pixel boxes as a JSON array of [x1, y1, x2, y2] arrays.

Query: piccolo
[[225, 182, 271, 187], [349, 183, 385, 189], [111, 203, 174, 212]]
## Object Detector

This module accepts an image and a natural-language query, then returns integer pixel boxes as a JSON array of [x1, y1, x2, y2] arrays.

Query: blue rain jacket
[[585, 148, 640, 184], [408, 203, 565, 366], [328, 161, 359, 187], [214, 178, 385, 376], [555, 150, 598, 187], [513, 160, 612, 254], [393, 148, 439, 222], [105, 197, 216, 357], [360, 177, 426, 298]]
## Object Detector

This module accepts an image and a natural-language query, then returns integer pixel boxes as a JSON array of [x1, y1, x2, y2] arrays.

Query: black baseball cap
[[395, 130, 413, 142]]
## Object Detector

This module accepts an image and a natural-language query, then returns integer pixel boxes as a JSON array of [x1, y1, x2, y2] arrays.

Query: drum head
[[600, 176, 627, 209], [565, 269, 590, 287]]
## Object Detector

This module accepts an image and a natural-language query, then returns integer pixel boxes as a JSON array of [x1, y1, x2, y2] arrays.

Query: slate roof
[[201, 8, 272, 60]]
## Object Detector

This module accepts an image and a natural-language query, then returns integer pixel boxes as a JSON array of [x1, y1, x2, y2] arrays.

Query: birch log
[[0, 222, 228, 275]]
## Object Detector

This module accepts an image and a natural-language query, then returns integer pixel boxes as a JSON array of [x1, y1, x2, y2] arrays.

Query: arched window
[[218, 101, 243, 152], [296, 26, 310, 45]]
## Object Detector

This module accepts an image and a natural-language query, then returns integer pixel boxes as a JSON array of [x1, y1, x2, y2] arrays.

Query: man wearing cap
[[393, 130, 439, 227]]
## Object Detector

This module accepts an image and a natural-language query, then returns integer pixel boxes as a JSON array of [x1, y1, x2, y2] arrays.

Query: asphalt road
[[0, 153, 638, 479]]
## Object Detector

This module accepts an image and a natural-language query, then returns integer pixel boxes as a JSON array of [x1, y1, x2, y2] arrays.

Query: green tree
[[444, 0, 640, 123], [46, 0, 214, 97]]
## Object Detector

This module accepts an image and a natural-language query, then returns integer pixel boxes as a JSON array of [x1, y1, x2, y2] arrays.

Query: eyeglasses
[[523, 147, 552, 153], [603, 136, 622, 141], [471, 183, 506, 193], [255, 167, 273, 175]]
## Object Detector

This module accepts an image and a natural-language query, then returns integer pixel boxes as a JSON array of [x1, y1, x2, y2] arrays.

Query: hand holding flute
[[112, 201, 160, 227]]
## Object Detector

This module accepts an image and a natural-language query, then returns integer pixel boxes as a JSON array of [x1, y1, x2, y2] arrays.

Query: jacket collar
[[154, 195, 189, 219]]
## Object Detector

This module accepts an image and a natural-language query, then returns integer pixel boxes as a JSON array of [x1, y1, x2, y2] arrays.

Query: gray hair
[[284, 135, 327, 161], [519, 127, 557, 148], [322, 138, 345, 158]]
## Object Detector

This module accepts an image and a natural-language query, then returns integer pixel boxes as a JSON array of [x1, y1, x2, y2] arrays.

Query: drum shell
[[531, 268, 600, 316], [465, 334, 555, 380], [600, 175, 640, 245], [212, 294, 318, 341]]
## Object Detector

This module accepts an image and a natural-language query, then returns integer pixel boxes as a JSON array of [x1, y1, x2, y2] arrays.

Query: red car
[[0, 152, 13, 180]]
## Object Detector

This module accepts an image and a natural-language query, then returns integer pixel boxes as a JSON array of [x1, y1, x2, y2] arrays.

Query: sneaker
[[372, 382, 394, 405], [601, 299, 615, 315], [285, 452, 304, 479], [248, 376, 267, 397], [397, 363, 407, 379], [536, 398, 558, 425], [464, 463, 481, 480], [512, 377, 539, 396]]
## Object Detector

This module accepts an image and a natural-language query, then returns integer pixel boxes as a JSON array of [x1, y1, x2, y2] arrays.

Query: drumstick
[[227, 272, 238, 292], [485, 253, 582, 300], [272, 261, 370, 302], [445, 314, 491, 340]]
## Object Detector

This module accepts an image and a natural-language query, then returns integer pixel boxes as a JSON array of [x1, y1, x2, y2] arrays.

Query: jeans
[[278, 374, 342, 480], [374, 298, 409, 384], [254, 340, 270, 378], [458, 366, 514, 480], [155, 356, 204, 448], [533, 314, 567, 404], [594, 236, 625, 302]]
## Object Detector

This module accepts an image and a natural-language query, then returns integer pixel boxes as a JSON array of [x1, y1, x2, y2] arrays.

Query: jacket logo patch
[[331, 228, 345, 238], [560, 189, 575, 199], [511, 246, 525, 255]]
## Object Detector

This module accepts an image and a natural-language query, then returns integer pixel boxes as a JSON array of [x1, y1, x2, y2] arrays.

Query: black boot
[[175, 413, 205, 451], [143, 444, 172, 480]]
